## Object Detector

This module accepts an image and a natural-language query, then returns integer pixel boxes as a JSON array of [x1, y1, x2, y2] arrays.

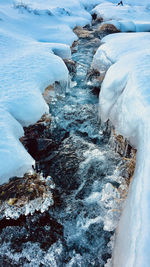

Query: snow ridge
[[92, 14, 150, 267], [0, 0, 97, 183]]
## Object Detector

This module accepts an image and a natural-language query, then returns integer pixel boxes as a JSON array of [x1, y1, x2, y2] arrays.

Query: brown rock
[[99, 23, 120, 34], [0, 172, 54, 219], [43, 85, 55, 104], [71, 40, 78, 53], [63, 59, 76, 74], [73, 26, 94, 39]]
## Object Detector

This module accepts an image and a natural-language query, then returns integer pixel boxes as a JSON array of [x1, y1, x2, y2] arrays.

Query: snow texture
[[92, 1, 150, 32], [0, 0, 98, 183], [93, 29, 150, 266]]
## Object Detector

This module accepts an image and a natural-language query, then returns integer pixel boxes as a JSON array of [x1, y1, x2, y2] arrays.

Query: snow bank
[[92, 32, 150, 266], [92, 2, 150, 32], [0, 0, 97, 183]]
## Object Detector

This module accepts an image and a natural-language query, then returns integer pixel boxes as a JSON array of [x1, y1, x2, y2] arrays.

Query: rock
[[21, 114, 51, 141], [86, 68, 104, 96], [98, 23, 120, 34], [20, 114, 53, 160], [73, 26, 94, 39], [87, 68, 101, 80], [43, 85, 55, 104], [71, 40, 78, 53], [92, 14, 103, 25], [84, 37, 101, 49], [91, 13, 97, 20], [63, 58, 76, 74], [110, 128, 136, 158], [0, 172, 54, 220]]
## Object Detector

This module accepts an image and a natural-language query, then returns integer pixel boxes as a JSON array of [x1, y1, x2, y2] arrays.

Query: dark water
[[0, 29, 127, 267]]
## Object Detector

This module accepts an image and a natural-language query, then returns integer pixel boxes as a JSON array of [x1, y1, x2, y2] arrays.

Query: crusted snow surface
[[92, 1, 150, 32], [0, 0, 100, 183], [93, 32, 150, 266]]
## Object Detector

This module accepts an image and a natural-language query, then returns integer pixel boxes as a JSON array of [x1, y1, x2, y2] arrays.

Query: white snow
[[92, 1, 150, 32], [92, 30, 150, 266], [0, 0, 97, 183], [1, 0, 150, 264]]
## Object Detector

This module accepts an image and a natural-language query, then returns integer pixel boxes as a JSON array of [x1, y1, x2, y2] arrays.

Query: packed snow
[[92, 1, 150, 32], [92, 29, 150, 266], [0, 0, 100, 183]]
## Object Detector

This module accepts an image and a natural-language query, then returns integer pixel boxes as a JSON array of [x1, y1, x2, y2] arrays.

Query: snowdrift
[[0, 0, 98, 183], [92, 32, 150, 267], [92, 1, 150, 32]]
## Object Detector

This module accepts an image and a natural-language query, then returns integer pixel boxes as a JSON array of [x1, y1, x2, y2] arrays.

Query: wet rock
[[90, 86, 101, 97], [84, 37, 101, 49], [63, 58, 77, 75], [92, 14, 104, 25], [98, 23, 120, 34], [86, 68, 104, 96], [73, 26, 94, 39], [43, 84, 55, 104], [41, 135, 88, 192], [71, 40, 78, 53], [87, 68, 101, 80], [0, 211, 63, 253], [0, 172, 54, 220], [91, 13, 97, 20], [21, 114, 51, 140], [20, 114, 54, 160], [110, 128, 136, 158]]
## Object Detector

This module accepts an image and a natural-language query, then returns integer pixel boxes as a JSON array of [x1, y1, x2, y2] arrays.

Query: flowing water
[[0, 27, 128, 266]]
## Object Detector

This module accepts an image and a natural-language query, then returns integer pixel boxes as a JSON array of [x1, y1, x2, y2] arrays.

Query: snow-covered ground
[[92, 1, 150, 32], [0, 0, 103, 183], [92, 24, 150, 267], [91, 2, 150, 266]]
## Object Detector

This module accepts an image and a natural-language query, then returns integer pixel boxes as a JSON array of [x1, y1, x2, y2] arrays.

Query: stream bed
[[0, 24, 130, 266]]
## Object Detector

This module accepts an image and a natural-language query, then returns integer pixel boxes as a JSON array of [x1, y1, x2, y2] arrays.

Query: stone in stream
[[0, 114, 56, 220], [73, 26, 94, 39], [0, 172, 54, 220], [71, 40, 78, 53], [43, 85, 55, 104], [63, 58, 77, 75], [86, 68, 104, 96], [91, 13, 104, 25], [98, 23, 120, 34], [20, 114, 53, 160]]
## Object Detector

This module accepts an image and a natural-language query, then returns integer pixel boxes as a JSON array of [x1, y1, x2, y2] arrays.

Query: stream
[[0, 24, 129, 267]]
